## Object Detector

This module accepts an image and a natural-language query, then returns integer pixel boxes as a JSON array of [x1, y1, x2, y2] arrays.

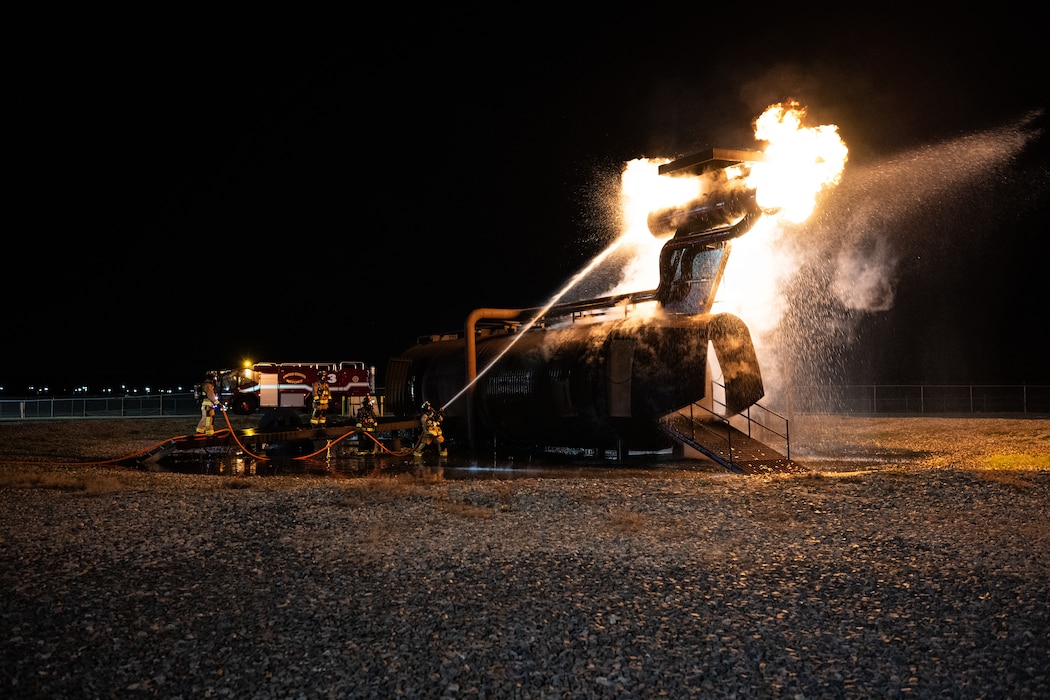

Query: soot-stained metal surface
[[386, 148, 774, 458], [389, 312, 763, 453]]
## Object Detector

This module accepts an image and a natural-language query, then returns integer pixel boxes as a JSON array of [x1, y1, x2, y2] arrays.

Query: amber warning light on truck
[[219, 361, 374, 416]]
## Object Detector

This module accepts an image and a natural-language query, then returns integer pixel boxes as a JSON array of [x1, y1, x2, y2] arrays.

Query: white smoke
[[830, 238, 898, 312], [763, 112, 1044, 390], [555, 112, 1043, 406]]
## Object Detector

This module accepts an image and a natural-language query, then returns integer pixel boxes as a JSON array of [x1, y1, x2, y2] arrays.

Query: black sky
[[6, 8, 1048, 393]]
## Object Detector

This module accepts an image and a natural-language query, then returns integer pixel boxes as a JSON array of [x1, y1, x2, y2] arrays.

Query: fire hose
[[212, 408, 411, 461]]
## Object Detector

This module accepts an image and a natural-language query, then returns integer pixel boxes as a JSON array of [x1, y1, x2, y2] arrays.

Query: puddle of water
[[155, 447, 729, 480]]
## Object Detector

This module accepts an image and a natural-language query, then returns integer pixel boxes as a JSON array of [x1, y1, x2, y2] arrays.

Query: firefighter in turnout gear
[[356, 393, 379, 454], [311, 371, 332, 427], [196, 371, 221, 435], [414, 400, 447, 457]]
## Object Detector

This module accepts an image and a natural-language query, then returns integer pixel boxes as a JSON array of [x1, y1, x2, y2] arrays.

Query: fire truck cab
[[219, 361, 374, 418]]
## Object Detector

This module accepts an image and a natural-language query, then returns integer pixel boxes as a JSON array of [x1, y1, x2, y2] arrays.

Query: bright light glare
[[746, 102, 848, 223], [603, 159, 706, 295], [602, 101, 850, 397]]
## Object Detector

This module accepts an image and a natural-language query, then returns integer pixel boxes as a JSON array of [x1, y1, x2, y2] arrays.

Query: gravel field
[[1, 415, 1048, 698]]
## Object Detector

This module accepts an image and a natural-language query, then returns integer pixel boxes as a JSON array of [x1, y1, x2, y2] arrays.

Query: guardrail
[[665, 398, 792, 467], [787, 384, 1050, 415], [712, 382, 791, 458], [0, 393, 200, 419], [2, 385, 1048, 420]]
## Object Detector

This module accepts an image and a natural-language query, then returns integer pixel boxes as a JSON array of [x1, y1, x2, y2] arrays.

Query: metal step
[[660, 412, 804, 474]]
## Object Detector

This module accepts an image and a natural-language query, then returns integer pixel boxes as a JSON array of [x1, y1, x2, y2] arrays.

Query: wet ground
[[152, 441, 733, 480]]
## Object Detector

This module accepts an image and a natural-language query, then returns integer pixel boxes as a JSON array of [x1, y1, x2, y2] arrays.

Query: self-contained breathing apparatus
[[311, 370, 332, 427]]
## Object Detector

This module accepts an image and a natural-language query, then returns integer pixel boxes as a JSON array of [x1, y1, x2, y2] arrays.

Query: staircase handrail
[[666, 386, 791, 464]]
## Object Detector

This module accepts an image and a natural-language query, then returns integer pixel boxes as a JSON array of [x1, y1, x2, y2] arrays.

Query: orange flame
[[604, 102, 848, 303], [746, 101, 848, 223]]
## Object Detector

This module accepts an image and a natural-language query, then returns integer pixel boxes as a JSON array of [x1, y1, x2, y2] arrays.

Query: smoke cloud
[[830, 238, 898, 313], [757, 112, 1044, 392], [568, 112, 1044, 404]]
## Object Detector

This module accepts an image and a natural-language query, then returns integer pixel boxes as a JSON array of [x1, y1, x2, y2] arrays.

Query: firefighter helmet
[[317, 371, 326, 381], [421, 401, 431, 412]]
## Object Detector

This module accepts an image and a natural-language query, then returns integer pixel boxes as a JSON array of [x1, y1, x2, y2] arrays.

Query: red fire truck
[[218, 361, 375, 417]]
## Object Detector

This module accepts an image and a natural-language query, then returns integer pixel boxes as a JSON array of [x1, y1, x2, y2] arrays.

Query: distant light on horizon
[[1, 382, 193, 397]]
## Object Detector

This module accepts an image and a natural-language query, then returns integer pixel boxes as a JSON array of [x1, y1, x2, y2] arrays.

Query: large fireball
[[606, 101, 849, 299], [746, 101, 849, 223]]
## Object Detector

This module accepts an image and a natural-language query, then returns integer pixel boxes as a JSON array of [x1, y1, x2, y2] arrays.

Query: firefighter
[[196, 371, 221, 435], [356, 393, 379, 454], [311, 370, 331, 427], [414, 400, 447, 457]]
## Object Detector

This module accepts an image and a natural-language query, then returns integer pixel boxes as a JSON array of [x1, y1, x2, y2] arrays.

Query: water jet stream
[[442, 233, 633, 411]]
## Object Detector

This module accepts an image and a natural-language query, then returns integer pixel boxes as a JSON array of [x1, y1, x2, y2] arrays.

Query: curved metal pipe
[[464, 308, 533, 451], [465, 308, 532, 384]]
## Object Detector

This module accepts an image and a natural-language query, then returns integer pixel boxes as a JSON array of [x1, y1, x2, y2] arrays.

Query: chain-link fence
[[0, 393, 200, 419], [2, 385, 1048, 420], [785, 384, 1050, 415]]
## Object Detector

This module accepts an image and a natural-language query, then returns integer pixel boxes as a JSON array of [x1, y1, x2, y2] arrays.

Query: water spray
[[439, 147, 783, 414], [441, 233, 634, 411], [383, 110, 855, 456]]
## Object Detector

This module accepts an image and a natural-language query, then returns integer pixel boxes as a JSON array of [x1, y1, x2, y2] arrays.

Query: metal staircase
[[659, 398, 804, 474]]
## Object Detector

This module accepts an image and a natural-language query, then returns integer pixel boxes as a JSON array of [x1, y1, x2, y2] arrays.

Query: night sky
[[6, 8, 1048, 395]]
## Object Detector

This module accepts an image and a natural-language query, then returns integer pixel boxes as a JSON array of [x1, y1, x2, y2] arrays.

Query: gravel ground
[[0, 416, 1048, 698]]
